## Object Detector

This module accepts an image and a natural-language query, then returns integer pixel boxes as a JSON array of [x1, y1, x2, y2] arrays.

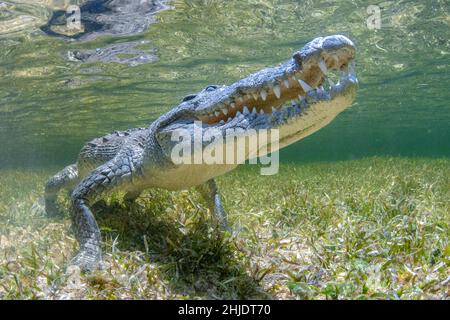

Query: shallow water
[[0, 0, 449, 167], [0, 1, 449, 300]]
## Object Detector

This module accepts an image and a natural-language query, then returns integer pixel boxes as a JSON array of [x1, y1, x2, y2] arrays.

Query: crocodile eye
[[182, 94, 197, 102], [182, 85, 219, 102], [204, 85, 219, 92]]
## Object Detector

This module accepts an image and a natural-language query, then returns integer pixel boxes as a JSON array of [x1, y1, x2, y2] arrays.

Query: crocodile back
[[77, 127, 147, 176]]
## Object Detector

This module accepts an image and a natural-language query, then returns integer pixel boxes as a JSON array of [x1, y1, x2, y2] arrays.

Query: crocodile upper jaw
[[155, 35, 358, 163]]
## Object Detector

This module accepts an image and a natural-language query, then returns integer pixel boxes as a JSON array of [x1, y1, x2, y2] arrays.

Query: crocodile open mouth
[[155, 35, 358, 167], [196, 35, 356, 126]]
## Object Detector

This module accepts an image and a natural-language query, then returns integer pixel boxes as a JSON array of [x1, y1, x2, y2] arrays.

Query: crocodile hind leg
[[45, 164, 79, 217], [196, 179, 229, 230], [70, 153, 142, 271]]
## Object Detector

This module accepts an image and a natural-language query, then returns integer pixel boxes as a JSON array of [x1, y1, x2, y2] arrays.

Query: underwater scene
[[0, 0, 449, 299]]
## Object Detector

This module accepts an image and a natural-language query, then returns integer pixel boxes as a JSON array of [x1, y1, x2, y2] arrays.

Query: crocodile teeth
[[219, 120, 225, 125], [271, 107, 277, 113], [252, 107, 257, 114], [227, 117, 232, 122], [238, 97, 244, 103], [246, 94, 252, 100], [221, 108, 228, 115], [214, 111, 220, 117], [298, 79, 313, 92], [236, 111, 242, 116], [243, 106, 250, 114], [283, 79, 290, 88], [252, 92, 259, 100], [318, 59, 328, 75], [259, 109, 265, 114], [273, 84, 281, 99], [230, 102, 236, 109], [260, 89, 267, 101], [298, 94, 303, 100]]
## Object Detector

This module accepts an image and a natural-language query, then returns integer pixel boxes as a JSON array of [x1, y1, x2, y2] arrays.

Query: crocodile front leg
[[196, 179, 229, 230], [45, 164, 79, 217], [70, 149, 143, 271]]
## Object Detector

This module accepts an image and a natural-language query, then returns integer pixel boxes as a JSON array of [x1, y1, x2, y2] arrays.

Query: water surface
[[0, 0, 449, 167]]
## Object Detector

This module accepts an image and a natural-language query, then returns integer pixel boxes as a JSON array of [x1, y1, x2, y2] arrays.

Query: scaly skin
[[45, 35, 358, 271]]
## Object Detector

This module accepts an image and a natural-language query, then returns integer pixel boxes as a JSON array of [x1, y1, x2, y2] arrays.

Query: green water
[[0, 0, 449, 167]]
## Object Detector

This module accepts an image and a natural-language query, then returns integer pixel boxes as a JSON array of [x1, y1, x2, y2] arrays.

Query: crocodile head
[[155, 35, 358, 165]]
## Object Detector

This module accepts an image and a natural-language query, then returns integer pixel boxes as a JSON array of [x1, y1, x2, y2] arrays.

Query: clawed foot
[[70, 248, 103, 272]]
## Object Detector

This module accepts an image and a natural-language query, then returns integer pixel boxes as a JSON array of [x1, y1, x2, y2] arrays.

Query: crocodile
[[45, 35, 358, 271]]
